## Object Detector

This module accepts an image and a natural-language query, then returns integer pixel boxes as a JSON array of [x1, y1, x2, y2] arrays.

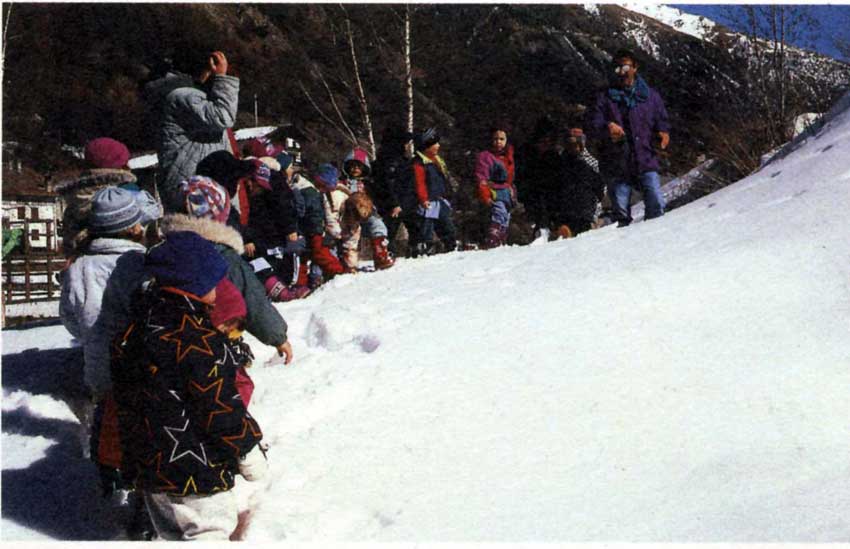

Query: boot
[[499, 224, 509, 246], [484, 223, 502, 249], [371, 237, 395, 270], [263, 276, 292, 302]]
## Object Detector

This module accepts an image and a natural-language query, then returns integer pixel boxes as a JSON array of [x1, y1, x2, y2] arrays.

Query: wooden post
[[24, 255, 31, 302]]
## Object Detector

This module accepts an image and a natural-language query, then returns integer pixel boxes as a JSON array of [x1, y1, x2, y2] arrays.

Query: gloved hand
[[239, 443, 269, 481]]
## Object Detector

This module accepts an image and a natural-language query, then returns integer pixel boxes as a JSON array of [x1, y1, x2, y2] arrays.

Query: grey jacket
[[145, 72, 239, 211], [59, 238, 148, 397], [160, 214, 288, 347]]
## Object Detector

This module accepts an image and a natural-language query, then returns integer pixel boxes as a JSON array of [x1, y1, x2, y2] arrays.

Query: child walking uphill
[[111, 231, 268, 541], [474, 124, 517, 248], [411, 128, 457, 257]]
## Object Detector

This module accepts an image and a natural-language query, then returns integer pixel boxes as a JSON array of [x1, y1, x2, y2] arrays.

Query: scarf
[[417, 150, 449, 177], [608, 75, 650, 109]]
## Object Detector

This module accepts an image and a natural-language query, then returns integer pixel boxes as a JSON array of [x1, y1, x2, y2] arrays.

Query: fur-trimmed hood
[[54, 169, 137, 195], [160, 213, 244, 255]]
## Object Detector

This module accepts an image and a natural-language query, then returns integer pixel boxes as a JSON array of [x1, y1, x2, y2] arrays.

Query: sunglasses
[[614, 64, 634, 75]]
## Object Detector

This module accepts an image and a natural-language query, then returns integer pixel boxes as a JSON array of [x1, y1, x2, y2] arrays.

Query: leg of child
[[143, 491, 239, 541]]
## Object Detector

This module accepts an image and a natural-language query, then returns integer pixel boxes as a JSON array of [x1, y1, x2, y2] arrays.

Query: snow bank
[[4, 92, 850, 542]]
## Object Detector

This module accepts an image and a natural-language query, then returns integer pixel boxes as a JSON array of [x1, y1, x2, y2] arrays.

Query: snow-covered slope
[[4, 93, 850, 541], [619, 3, 720, 41]]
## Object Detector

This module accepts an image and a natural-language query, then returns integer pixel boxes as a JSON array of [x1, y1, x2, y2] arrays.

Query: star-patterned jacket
[[111, 284, 263, 496]]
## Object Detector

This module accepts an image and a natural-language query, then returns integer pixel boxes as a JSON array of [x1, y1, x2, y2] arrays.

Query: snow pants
[[361, 212, 388, 238], [610, 170, 665, 226], [418, 198, 456, 253], [143, 490, 238, 541]]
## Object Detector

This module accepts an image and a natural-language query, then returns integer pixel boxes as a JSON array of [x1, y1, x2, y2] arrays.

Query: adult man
[[145, 49, 239, 212], [586, 49, 670, 226]]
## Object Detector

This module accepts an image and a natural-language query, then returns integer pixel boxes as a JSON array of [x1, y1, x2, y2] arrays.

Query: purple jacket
[[586, 82, 670, 180]]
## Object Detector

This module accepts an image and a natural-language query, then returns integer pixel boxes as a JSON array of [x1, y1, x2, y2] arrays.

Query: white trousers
[[143, 490, 238, 541]]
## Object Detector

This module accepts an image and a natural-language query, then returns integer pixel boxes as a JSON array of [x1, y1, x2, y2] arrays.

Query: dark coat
[[371, 153, 411, 214], [291, 175, 326, 237], [243, 170, 299, 253], [515, 144, 562, 228], [586, 80, 670, 181], [111, 287, 262, 496], [552, 154, 603, 233]]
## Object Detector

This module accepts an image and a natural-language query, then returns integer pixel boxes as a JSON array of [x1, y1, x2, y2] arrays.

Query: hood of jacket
[[160, 213, 244, 255], [343, 148, 372, 177], [143, 71, 196, 110], [86, 237, 147, 256]]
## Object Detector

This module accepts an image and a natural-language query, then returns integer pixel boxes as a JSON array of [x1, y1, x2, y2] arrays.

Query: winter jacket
[[242, 170, 299, 253], [145, 71, 239, 210], [111, 286, 262, 496], [54, 169, 139, 258], [371, 153, 410, 214], [586, 77, 670, 181], [515, 144, 562, 228], [552, 153, 604, 232], [412, 151, 449, 206], [321, 188, 358, 251], [290, 174, 328, 237], [59, 237, 148, 397], [474, 146, 516, 206], [160, 214, 288, 347]]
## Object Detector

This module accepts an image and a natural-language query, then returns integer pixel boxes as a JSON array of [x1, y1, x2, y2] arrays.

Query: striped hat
[[89, 186, 142, 234], [179, 176, 231, 224]]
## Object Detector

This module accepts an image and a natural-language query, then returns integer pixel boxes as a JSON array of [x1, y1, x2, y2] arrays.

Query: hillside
[[3, 3, 849, 181], [3, 84, 850, 541]]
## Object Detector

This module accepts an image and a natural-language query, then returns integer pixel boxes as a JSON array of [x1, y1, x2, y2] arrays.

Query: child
[[411, 128, 457, 256], [475, 124, 516, 248], [112, 231, 267, 541], [210, 277, 256, 407], [340, 148, 395, 269], [290, 164, 347, 285], [337, 192, 377, 272]]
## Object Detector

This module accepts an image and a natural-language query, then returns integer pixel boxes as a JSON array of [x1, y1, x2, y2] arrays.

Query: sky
[[672, 4, 850, 60]]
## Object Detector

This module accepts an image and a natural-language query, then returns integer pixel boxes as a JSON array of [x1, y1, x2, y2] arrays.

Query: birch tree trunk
[[343, 6, 376, 158], [404, 4, 414, 157]]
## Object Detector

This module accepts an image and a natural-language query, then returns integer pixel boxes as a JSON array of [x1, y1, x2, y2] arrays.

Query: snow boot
[[371, 237, 395, 270], [484, 223, 502, 249], [499, 224, 509, 246]]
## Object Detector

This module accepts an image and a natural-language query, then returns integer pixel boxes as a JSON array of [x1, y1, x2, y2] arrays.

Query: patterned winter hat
[[146, 231, 228, 298], [133, 190, 163, 226], [179, 176, 231, 223], [210, 277, 247, 327], [313, 163, 339, 190], [248, 159, 272, 191], [89, 186, 142, 234], [84, 137, 130, 169]]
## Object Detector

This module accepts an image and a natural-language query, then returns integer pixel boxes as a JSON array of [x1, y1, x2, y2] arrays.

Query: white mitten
[[238, 443, 268, 481]]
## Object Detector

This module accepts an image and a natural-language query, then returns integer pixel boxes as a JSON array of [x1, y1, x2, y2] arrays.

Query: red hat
[[210, 278, 247, 327], [247, 136, 285, 159], [85, 138, 130, 169]]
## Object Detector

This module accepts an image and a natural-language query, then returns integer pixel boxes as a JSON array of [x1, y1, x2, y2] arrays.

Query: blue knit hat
[[314, 163, 339, 190], [146, 231, 228, 298], [89, 186, 143, 234]]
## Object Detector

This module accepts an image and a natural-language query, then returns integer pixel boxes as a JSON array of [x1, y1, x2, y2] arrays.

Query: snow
[[4, 92, 850, 541], [620, 3, 719, 41]]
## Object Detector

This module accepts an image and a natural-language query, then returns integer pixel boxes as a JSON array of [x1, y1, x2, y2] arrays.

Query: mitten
[[239, 443, 269, 481]]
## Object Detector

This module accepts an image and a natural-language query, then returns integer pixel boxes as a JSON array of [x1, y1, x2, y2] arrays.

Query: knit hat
[[414, 127, 440, 151], [179, 175, 231, 223], [246, 136, 285, 159], [343, 148, 371, 177], [84, 138, 130, 169], [210, 277, 247, 327], [146, 231, 228, 298], [89, 186, 143, 234], [249, 159, 272, 191], [276, 152, 294, 172], [314, 163, 339, 190], [134, 190, 163, 226]]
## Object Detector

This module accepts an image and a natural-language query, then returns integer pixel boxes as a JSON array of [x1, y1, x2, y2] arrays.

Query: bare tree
[[404, 4, 414, 139], [1, 4, 11, 73], [341, 5, 376, 157]]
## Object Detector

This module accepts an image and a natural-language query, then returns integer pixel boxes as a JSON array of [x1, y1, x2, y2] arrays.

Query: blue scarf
[[608, 76, 650, 109]]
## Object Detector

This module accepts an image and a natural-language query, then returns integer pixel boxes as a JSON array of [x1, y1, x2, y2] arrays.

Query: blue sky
[[672, 4, 850, 61]]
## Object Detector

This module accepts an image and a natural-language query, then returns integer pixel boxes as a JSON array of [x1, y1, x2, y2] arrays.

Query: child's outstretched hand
[[276, 341, 294, 365]]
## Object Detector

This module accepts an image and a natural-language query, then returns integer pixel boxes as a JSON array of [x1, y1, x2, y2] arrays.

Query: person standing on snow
[[144, 48, 239, 213], [586, 49, 670, 226], [474, 123, 517, 249], [410, 127, 457, 256]]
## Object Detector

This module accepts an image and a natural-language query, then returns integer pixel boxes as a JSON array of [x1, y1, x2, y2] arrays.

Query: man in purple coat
[[586, 49, 670, 226]]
